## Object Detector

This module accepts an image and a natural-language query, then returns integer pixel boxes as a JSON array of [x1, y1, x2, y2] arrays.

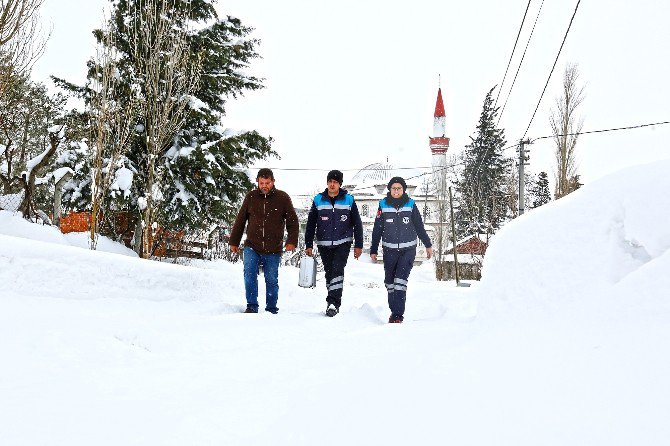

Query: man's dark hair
[[256, 168, 274, 180]]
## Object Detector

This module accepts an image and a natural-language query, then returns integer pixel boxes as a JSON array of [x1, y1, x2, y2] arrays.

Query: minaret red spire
[[429, 84, 449, 153], [434, 88, 446, 117], [430, 79, 449, 193]]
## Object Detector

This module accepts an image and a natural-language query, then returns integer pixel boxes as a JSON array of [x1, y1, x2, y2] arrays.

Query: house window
[[362, 204, 369, 217], [423, 205, 432, 219]]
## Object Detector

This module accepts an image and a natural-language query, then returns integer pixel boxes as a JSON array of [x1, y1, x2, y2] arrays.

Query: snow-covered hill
[[1, 160, 668, 445]]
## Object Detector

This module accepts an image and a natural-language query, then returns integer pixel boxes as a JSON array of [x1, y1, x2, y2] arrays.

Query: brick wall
[[59, 212, 92, 234]]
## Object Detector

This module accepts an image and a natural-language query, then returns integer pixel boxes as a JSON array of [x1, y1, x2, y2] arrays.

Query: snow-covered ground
[[1, 160, 669, 445]]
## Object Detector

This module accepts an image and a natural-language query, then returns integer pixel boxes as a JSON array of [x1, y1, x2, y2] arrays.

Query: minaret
[[429, 83, 450, 190]]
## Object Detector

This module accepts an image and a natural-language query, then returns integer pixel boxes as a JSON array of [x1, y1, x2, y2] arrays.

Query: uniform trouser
[[383, 247, 416, 317], [317, 242, 351, 308]]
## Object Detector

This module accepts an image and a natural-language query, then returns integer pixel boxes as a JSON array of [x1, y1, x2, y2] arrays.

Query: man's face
[[389, 183, 404, 199], [327, 179, 340, 195], [257, 176, 275, 194]]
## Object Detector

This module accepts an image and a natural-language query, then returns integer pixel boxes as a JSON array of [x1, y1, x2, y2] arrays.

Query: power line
[[251, 166, 437, 172], [521, 0, 581, 140], [497, 0, 546, 125], [531, 120, 670, 141], [250, 119, 668, 184], [494, 0, 533, 108]]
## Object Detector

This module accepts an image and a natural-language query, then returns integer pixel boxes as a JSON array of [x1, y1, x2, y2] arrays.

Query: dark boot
[[326, 303, 339, 317], [388, 314, 403, 323]]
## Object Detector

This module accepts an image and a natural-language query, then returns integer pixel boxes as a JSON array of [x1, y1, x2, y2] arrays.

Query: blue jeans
[[243, 247, 281, 312]]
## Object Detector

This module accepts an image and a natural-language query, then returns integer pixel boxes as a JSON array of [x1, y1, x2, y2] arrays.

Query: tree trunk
[[18, 129, 60, 217]]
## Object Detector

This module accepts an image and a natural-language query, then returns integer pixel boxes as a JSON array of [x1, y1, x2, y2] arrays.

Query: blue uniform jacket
[[370, 197, 432, 255], [305, 189, 364, 249]]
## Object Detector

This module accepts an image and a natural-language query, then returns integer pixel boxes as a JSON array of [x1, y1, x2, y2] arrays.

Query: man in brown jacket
[[229, 168, 299, 314]]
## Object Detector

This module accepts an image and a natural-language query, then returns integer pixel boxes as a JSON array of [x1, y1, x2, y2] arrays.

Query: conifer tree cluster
[[54, 0, 275, 240]]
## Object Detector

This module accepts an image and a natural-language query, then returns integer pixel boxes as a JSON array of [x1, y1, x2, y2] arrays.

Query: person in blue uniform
[[305, 170, 364, 317], [370, 176, 432, 323]]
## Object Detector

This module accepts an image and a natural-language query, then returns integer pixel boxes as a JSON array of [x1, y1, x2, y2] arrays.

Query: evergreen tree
[[455, 87, 509, 237], [54, 0, 274, 235], [568, 174, 582, 193], [530, 171, 551, 209]]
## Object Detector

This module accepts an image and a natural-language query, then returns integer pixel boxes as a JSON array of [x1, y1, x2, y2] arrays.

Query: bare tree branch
[[88, 18, 138, 249], [0, 0, 43, 45], [127, 0, 201, 258], [551, 63, 585, 199]]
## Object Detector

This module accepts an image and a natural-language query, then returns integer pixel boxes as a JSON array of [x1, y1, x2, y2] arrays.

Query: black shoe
[[265, 308, 279, 314], [388, 314, 403, 323], [244, 306, 258, 313], [326, 304, 339, 317]]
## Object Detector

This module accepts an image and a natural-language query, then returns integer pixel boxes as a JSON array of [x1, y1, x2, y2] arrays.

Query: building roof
[[445, 233, 488, 253]]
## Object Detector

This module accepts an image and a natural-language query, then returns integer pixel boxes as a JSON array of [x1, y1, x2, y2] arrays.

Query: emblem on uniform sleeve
[[340, 215, 348, 221], [376, 210, 382, 218], [403, 216, 410, 224]]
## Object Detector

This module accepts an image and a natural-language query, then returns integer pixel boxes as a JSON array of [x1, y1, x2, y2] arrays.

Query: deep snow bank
[[0, 233, 233, 300], [0, 210, 137, 257], [478, 159, 670, 313], [0, 210, 232, 301]]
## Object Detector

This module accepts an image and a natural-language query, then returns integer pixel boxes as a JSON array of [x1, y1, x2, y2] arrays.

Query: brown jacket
[[229, 187, 299, 254]]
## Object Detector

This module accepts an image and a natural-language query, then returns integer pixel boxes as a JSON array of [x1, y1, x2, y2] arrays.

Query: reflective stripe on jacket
[[305, 189, 363, 249], [369, 197, 432, 255], [378, 197, 418, 248]]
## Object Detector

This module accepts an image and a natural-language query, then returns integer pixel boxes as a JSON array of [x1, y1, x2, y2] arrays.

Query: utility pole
[[518, 139, 531, 215], [422, 177, 429, 222], [448, 187, 460, 285]]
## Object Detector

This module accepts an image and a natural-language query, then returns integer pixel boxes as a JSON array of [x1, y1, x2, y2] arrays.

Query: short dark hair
[[256, 168, 274, 180]]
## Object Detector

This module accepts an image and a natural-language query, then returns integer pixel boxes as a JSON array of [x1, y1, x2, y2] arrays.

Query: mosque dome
[[350, 162, 395, 185], [346, 162, 424, 195]]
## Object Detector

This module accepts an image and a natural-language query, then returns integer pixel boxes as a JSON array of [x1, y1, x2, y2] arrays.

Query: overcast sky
[[34, 0, 670, 195]]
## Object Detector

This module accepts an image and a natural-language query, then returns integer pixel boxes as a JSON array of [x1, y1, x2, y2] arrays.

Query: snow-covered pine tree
[[455, 87, 509, 238], [54, 0, 274, 240], [530, 171, 551, 209]]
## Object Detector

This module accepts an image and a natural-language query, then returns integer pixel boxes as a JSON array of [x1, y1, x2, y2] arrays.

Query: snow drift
[[1, 160, 669, 445], [478, 159, 670, 315]]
